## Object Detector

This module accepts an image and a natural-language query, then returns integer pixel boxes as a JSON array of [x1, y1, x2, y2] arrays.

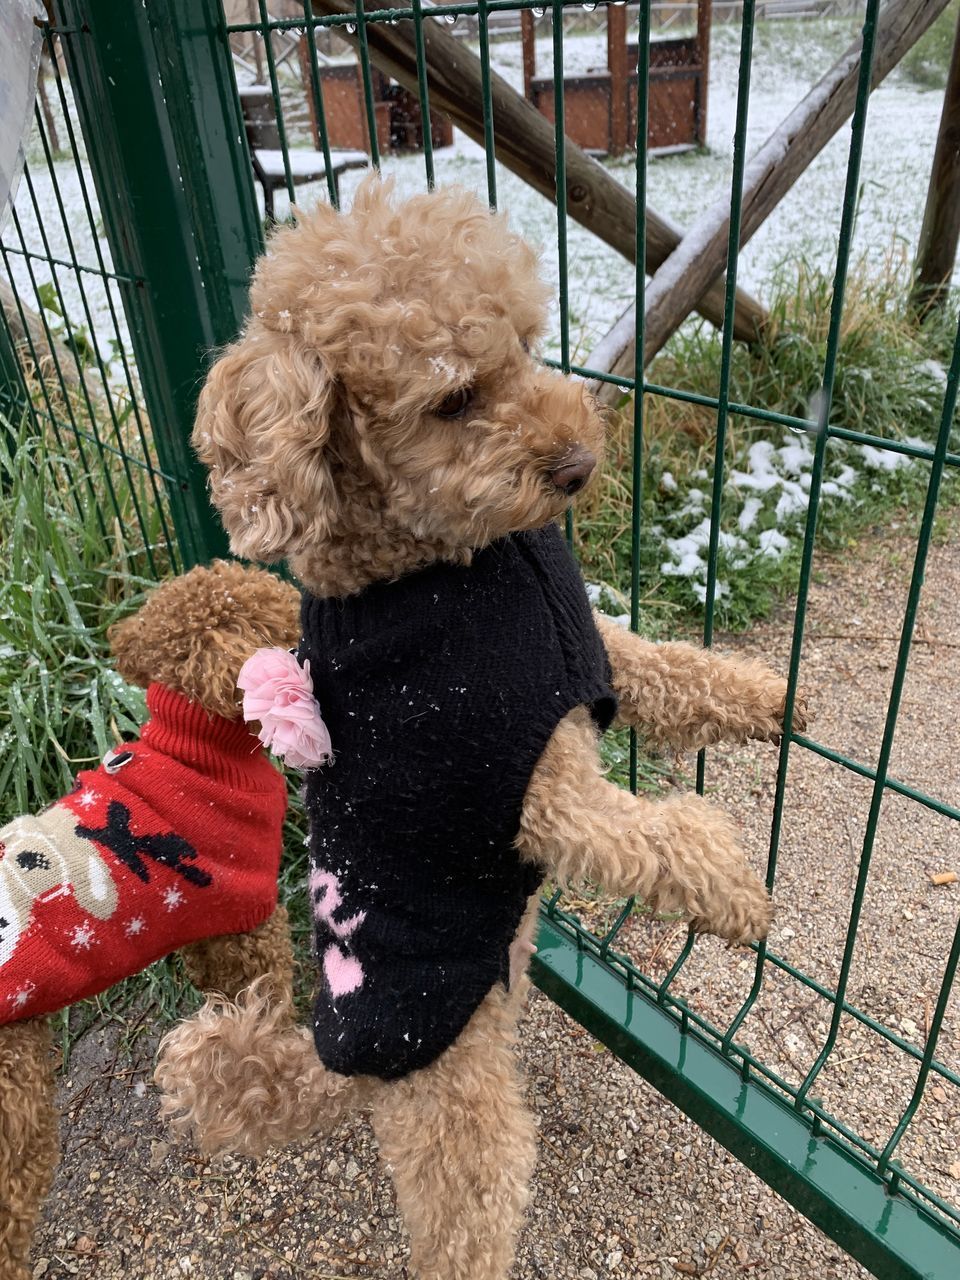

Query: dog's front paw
[[689, 863, 772, 946], [656, 796, 772, 946], [745, 675, 809, 745], [786, 688, 809, 737]]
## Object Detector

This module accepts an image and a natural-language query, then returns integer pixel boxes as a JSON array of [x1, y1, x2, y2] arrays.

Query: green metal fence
[[1, 3, 959, 1277]]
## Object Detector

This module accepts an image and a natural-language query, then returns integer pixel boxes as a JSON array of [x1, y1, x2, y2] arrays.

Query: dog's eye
[[434, 388, 473, 419]]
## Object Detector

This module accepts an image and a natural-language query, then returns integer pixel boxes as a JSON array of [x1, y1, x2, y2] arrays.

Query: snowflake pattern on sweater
[[0, 684, 287, 1024]]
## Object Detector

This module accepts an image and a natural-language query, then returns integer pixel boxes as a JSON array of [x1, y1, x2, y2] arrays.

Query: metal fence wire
[[0, 24, 179, 581], [1, 2, 959, 1277]]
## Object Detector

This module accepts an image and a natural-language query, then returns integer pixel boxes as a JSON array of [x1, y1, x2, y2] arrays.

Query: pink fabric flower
[[238, 648, 333, 769]]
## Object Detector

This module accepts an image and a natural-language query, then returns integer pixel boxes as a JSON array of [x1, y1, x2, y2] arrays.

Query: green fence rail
[[1, 3, 958, 1277]]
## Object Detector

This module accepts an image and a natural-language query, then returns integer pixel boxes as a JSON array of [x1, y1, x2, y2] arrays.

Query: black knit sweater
[[299, 522, 616, 1079]]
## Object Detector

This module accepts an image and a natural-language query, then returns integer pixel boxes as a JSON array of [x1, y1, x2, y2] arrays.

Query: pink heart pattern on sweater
[[323, 942, 365, 998]]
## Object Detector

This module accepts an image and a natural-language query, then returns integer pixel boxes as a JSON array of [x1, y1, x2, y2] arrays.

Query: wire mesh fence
[[1, 2, 958, 1276], [0, 27, 178, 582]]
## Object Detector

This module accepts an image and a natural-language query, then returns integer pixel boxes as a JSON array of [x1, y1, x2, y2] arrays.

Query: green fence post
[[54, 0, 264, 567]]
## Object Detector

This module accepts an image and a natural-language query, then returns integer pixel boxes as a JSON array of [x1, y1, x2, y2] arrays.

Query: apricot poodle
[[0, 561, 300, 1280], [156, 177, 805, 1280]]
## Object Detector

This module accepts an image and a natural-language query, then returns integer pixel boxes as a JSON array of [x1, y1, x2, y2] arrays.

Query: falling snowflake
[[125, 917, 146, 937], [71, 922, 96, 949], [162, 886, 184, 911], [75, 790, 99, 809]]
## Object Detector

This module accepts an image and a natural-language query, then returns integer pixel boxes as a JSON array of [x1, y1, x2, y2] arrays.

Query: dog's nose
[[549, 449, 596, 496]]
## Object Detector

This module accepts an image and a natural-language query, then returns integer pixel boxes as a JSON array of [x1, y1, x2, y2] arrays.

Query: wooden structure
[[300, 40, 453, 156], [522, 3, 712, 157], [589, 0, 952, 391], [238, 84, 368, 216], [309, 0, 766, 343], [911, 6, 960, 318]]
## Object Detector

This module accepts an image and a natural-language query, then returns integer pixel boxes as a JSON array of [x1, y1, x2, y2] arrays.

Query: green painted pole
[[54, 0, 265, 566]]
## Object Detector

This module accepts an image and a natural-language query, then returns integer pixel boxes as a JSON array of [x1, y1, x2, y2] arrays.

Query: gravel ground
[[33, 517, 959, 1280]]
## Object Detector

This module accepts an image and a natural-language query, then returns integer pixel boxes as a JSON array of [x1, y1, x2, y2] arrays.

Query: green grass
[[903, 1, 960, 90], [576, 255, 960, 635], [0, 422, 158, 822]]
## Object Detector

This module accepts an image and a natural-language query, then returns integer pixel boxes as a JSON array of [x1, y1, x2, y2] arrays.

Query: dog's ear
[[193, 328, 339, 563], [108, 612, 151, 689]]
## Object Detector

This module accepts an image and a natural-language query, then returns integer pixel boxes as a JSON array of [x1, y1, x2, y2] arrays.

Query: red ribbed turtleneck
[[0, 685, 287, 1024]]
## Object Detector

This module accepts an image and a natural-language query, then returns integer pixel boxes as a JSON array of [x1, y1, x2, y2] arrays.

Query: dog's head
[[108, 561, 300, 718], [194, 177, 604, 593]]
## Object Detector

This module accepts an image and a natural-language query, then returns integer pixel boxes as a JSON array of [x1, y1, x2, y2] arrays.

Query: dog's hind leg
[[0, 1017, 58, 1280], [594, 612, 807, 753], [371, 986, 536, 1280], [156, 978, 362, 1156], [159, 906, 359, 1155], [179, 903, 295, 1010]]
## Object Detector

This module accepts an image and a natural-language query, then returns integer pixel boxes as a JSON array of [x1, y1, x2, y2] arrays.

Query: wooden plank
[[608, 4, 629, 156], [696, 0, 713, 146], [521, 8, 536, 99], [911, 8, 960, 318], [310, 0, 767, 342], [591, 0, 953, 395]]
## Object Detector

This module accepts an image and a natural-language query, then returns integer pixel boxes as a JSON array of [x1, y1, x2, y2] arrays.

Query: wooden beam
[[591, 0, 953, 396], [696, 0, 712, 147], [520, 9, 535, 100], [310, 0, 767, 342], [911, 8, 960, 319], [608, 4, 629, 157]]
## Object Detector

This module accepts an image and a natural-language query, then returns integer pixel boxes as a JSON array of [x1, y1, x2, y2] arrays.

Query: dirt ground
[[33, 517, 959, 1280]]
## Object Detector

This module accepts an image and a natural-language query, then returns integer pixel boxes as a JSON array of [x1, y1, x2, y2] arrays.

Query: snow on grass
[[4, 14, 954, 616], [647, 426, 933, 613], [5, 17, 949, 380]]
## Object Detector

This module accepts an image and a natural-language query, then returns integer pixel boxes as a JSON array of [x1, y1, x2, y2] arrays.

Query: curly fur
[[1, 563, 300, 1280], [156, 978, 364, 1156], [109, 559, 301, 720], [158, 178, 806, 1280], [193, 177, 602, 595], [594, 612, 808, 753], [0, 1019, 56, 1280]]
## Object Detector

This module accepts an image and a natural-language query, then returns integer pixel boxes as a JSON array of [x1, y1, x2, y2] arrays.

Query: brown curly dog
[[156, 177, 806, 1280], [0, 561, 299, 1280]]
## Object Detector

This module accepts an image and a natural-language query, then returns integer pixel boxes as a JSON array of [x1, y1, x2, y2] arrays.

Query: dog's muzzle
[[549, 448, 596, 497]]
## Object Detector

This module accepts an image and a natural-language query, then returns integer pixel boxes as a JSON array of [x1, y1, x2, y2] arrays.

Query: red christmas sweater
[[0, 683, 287, 1024]]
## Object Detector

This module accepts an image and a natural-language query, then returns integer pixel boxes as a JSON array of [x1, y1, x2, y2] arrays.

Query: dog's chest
[[298, 526, 616, 1079]]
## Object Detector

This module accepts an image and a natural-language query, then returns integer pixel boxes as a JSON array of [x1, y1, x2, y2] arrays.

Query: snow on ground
[[3, 15, 953, 605], [324, 15, 949, 363], [5, 16, 949, 375]]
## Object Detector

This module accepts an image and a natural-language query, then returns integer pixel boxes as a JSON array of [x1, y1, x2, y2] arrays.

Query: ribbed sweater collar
[[140, 684, 278, 790]]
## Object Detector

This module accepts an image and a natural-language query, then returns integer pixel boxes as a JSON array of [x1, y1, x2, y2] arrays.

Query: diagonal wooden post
[[311, 0, 767, 342], [911, 8, 960, 319], [591, 0, 952, 397]]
